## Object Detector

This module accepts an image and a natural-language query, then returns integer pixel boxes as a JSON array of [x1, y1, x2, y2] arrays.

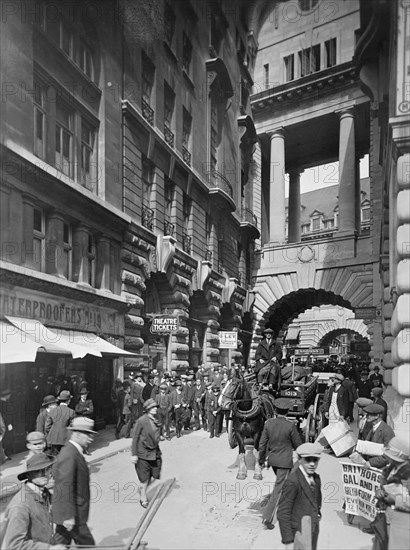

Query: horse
[[220, 372, 276, 480]]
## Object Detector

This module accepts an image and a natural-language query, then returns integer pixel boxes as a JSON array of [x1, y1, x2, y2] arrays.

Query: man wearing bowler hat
[[254, 328, 282, 389], [277, 442, 323, 550], [259, 398, 302, 530], [2, 453, 65, 550], [36, 395, 58, 435], [52, 417, 97, 546], [45, 390, 75, 456]]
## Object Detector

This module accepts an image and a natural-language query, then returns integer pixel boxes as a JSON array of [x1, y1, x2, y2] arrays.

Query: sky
[[285, 155, 369, 197]]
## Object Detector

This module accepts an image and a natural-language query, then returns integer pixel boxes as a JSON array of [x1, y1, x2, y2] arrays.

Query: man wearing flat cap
[[254, 328, 282, 389], [45, 390, 75, 456], [2, 453, 65, 550], [259, 398, 302, 530], [277, 443, 323, 550], [361, 403, 395, 468], [52, 418, 97, 546], [323, 373, 350, 425]]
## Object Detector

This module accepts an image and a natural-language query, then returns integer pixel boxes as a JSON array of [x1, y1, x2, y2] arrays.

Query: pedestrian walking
[[182, 375, 195, 430], [2, 453, 64, 550], [277, 442, 323, 550], [356, 397, 373, 440], [36, 395, 58, 435], [259, 398, 302, 530], [155, 383, 171, 440], [131, 398, 162, 509], [52, 417, 96, 546], [45, 390, 75, 456], [111, 379, 124, 439], [120, 382, 132, 438]]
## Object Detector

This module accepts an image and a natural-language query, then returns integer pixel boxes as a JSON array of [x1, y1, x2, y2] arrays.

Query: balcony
[[164, 219, 175, 237], [142, 98, 154, 125], [141, 204, 154, 231], [182, 233, 192, 254], [206, 170, 236, 212], [182, 145, 191, 166], [240, 207, 260, 239], [164, 125, 175, 147]]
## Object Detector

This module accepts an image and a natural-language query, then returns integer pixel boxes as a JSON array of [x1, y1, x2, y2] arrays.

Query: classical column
[[96, 236, 111, 291], [269, 129, 286, 243], [46, 212, 65, 277], [72, 224, 90, 285], [288, 169, 302, 243], [337, 108, 357, 234], [355, 156, 362, 232]]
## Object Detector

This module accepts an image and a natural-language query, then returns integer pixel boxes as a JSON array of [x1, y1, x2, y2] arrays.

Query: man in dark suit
[[259, 398, 302, 530], [45, 390, 75, 456], [371, 387, 388, 422], [323, 373, 350, 423], [277, 442, 323, 550], [36, 395, 57, 435], [254, 328, 282, 388], [52, 417, 96, 546]]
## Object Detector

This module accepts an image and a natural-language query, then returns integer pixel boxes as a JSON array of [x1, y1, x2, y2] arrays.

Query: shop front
[[0, 285, 134, 453]]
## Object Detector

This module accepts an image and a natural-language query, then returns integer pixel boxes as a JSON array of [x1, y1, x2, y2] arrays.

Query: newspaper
[[340, 462, 382, 521]]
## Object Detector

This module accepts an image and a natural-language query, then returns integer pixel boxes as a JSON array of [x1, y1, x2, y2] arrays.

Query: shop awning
[[286, 327, 300, 341], [0, 321, 45, 363], [5, 317, 101, 359], [59, 330, 136, 357]]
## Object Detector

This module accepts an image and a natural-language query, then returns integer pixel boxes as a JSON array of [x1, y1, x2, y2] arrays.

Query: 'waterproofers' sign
[[0, 287, 116, 332], [150, 316, 179, 335]]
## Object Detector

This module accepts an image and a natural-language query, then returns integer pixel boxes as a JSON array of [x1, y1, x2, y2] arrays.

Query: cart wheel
[[305, 412, 315, 442], [347, 514, 354, 525], [228, 420, 237, 449]]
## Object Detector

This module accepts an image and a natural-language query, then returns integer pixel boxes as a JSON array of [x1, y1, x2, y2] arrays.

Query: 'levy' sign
[[219, 331, 238, 349]]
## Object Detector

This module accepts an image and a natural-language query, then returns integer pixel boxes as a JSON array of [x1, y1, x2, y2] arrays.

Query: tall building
[[0, 0, 259, 450]]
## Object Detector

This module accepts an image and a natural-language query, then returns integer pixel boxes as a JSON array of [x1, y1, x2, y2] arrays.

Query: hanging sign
[[150, 315, 180, 335], [219, 331, 238, 349]]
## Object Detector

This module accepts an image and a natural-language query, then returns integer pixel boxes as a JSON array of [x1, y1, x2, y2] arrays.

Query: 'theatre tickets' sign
[[150, 316, 179, 334]]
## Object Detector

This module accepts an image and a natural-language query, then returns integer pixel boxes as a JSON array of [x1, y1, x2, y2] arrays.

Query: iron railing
[[205, 250, 213, 262], [182, 233, 192, 254], [182, 145, 191, 165], [240, 207, 258, 228], [206, 170, 233, 198], [142, 98, 154, 125], [164, 125, 175, 147]]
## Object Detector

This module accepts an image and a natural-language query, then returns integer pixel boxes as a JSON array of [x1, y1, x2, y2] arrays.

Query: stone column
[[288, 169, 302, 243], [46, 212, 65, 277], [337, 108, 357, 234], [269, 129, 286, 243], [96, 236, 111, 291], [355, 156, 362, 232], [72, 224, 90, 285]]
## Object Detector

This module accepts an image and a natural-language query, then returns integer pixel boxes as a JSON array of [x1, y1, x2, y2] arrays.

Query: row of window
[[263, 37, 337, 88], [298, 206, 371, 234], [33, 77, 98, 190]]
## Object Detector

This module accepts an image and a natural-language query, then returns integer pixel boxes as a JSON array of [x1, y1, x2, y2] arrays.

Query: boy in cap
[[277, 443, 323, 550], [52, 418, 96, 546], [2, 453, 64, 550], [259, 398, 302, 530], [26, 431, 47, 460], [131, 398, 162, 508]]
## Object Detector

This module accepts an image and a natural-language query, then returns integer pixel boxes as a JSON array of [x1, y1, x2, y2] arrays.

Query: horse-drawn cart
[[278, 374, 320, 441]]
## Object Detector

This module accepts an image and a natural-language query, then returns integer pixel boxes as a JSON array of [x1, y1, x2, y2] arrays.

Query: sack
[[321, 420, 357, 457]]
